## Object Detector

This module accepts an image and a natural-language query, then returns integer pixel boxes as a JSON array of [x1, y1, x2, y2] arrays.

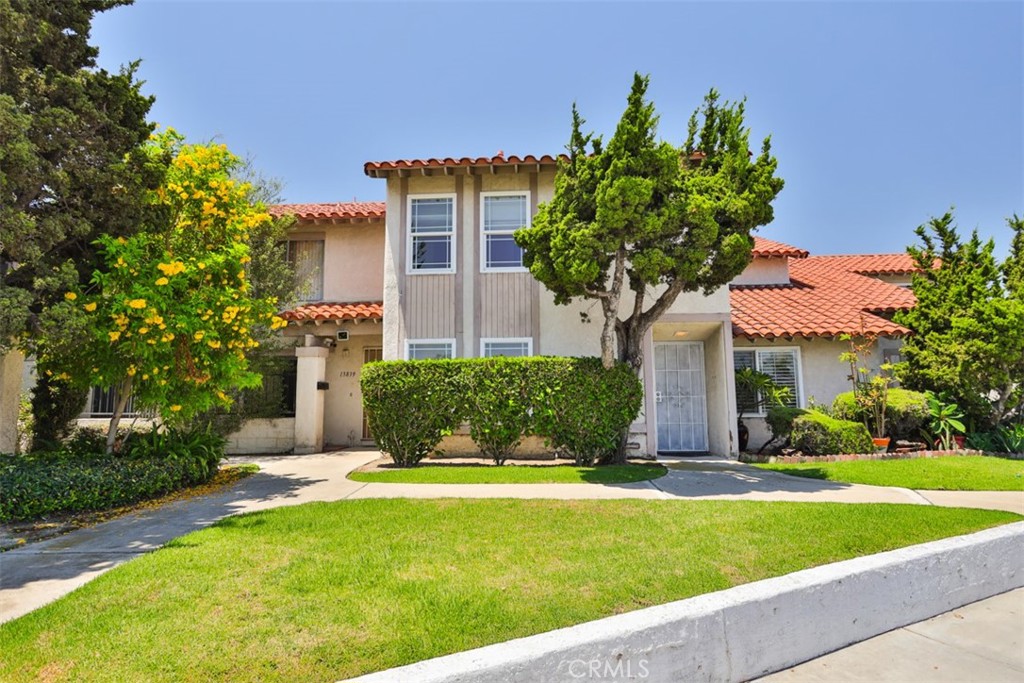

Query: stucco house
[[218, 153, 919, 457]]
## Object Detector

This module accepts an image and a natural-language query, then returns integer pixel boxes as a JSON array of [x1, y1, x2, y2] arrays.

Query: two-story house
[[225, 153, 918, 457]]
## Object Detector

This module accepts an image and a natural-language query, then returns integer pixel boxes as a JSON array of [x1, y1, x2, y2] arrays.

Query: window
[[406, 339, 455, 360], [481, 338, 532, 357], [84, 386, 140, 418], [734, 348, 801, 414], [482, 192, 528, 271], [287, 239, 324, 301], [409, 195, 455, 272]]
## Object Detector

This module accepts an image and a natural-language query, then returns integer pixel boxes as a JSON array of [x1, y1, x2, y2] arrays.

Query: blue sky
[[92, 1, 1022, 256]]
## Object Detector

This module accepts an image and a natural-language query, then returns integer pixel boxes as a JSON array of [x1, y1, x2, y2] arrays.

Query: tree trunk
[[105, 376, 133, 454]]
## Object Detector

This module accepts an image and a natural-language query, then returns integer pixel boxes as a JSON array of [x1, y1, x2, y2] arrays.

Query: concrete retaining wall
[[345, 522, 1024, 683], [226, 418, 295, 455]]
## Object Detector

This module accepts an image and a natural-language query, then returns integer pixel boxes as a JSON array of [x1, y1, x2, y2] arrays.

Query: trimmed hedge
[[832, 388, 929, 441], [766, 407, 875, 456], [791, 411, 875, 456], [0, 427, 225, 522], [361, 357, 643, 467]]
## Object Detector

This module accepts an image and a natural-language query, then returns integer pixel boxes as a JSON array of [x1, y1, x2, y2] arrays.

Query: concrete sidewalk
[[759, 587, 1024, 682], [2, 449, 1021, 625]]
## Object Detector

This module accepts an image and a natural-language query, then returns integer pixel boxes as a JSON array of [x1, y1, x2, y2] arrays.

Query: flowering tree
[[43, 131, 287, 452]]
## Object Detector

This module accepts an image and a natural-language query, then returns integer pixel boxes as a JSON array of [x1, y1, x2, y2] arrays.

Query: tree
[[1, 0, 160, 447], [894, 212, 1024, 428], [516, 74, 783, 373], [40, 131, 287, 452]]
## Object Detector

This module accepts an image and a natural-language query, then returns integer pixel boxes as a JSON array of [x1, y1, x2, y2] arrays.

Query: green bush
[[766, 406, 808, 445], [832, 388, 929, 441], [967, 424, 1024, 454], [361, 357, 643, 467], [361, 360, 466, 467], [530, 358, 643, 466], [462, 359, 535, 466], [790, 411, 875, 455], [0, 427, 226, 522]]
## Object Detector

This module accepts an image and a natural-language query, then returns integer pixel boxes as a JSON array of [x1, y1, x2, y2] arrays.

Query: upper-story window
[[482, 192, 529, 272], [406, 339, 455, 360], [287, 239, 324, 302], [408, 195, 455, 273]]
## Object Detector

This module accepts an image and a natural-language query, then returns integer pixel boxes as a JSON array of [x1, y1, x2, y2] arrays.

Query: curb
[[344, 521, 1024, 683]]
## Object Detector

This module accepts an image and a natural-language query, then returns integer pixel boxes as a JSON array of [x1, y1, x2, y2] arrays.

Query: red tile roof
[[804, 253, 923, 275], [279, 302, 383, 323], [270, 202, 386, 221], [751, 237, 809, 259], [731, 255, 916, 339], [364, 154, 565, 176]]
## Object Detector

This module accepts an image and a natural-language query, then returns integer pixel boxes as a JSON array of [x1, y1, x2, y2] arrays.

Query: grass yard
[[349, 463, 666, 484], [756, 455, 1024, 491], [1, 499, 1018, 682]]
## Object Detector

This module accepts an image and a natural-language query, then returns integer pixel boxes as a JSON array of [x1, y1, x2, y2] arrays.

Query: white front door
[[654, 342, 709, 452]]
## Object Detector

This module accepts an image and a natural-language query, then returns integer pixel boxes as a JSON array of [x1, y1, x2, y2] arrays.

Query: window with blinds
[[287, 239, 324, 302], [733, 348, 801, 414]]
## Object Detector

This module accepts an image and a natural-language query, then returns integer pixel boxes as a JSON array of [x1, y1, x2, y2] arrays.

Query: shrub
[[360, 357, 643, 467], [766, 406, 808, 446], [530, 358, 643, 466], [790, 411, 875, 455], [832, 388, 929, 441], [967, 424, 1024, 454], [361, 360, 466, 467], [462, 359, 535, 465]]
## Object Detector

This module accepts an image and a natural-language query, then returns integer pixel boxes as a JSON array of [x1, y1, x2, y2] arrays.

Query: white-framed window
[[405, 338, 456, 360], [481, 337, 533, 358], [734, 347, 802, 415], [481, 191, 529, 272], [408, 194, 456, 273], [287, 238, 324, 302]]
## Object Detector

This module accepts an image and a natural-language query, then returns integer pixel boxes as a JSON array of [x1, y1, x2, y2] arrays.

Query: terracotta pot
[[872, 437, 890, 453], [953, 435, 965, 450]]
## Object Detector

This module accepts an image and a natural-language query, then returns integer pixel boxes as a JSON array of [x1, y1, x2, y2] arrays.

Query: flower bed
[[739, 449, 999, 464]]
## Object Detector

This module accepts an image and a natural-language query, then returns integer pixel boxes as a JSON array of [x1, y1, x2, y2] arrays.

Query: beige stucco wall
[[733, 336, 893, 450], [322, 331, 383, 447], [226, 418, 295, 454], [731, 257, 791, 286], [289, 221, 385, 303], [0, 350, 25, 453]]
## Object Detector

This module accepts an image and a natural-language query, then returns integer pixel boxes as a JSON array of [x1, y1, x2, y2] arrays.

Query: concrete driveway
[[2, 450, 1021, 624]]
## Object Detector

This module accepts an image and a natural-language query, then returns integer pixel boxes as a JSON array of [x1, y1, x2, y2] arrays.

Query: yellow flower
[[128, 299, 147, 309], [83, 302, 97, 312], [127, 365, 137, 376], [193, 331, 205, 341], [155, 277, 169, 286], [64, 292, 77, 301], [139, 327, 149, 335], [170, 405, 182, 412], [161, 332, 175, 343], [108, 331, 121, 342], [197, 262, 206, 270], [207, 339, 221, 349], [142, 374, 149, 380]]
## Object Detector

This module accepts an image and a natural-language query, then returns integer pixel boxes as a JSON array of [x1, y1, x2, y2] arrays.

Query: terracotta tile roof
[[731, 255, 916, 339], [270, 202, 386, 221], [364, 154, 565, 176], [279, 301, 383, 323], [752, 237, 809, 259], [805, 253, 923, 275]]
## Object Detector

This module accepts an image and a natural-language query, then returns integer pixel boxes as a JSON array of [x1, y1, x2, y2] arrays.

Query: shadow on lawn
[[0, 469, 326, 601]]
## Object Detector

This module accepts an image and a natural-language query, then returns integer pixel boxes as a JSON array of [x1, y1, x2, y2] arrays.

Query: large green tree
[[516, 74, 784, 372], [895, 212, 1024, 428], [1, 0, 159, 446]]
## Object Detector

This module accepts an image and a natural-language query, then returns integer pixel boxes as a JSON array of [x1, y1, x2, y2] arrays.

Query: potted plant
[[839, 328, 893, 452], [925, 391, 966, 450], [735, 367, 792, 452]]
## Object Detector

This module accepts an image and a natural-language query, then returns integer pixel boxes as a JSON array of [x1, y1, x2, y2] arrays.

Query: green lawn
[[349, 463, 666, 484], [756, 455, 1024, 491], [1, 500, 1018, 682]]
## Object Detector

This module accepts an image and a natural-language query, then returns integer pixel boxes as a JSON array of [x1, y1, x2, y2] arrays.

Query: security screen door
[[654, 342, 709, 452]]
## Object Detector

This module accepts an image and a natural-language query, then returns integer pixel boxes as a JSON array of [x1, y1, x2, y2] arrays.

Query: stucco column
[[293, 346, 329, 454], [0, 350, 25, 454]]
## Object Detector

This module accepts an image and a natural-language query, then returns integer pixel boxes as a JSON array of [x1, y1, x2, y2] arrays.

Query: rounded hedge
[[766, 407, 874, 456], [361, 357, 643, 467], [832, 388, 929, 441]]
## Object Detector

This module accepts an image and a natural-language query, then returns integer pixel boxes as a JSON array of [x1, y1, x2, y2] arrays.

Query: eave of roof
[[270, 202, 386, 223], [364, 154, 566, 178], [751, 237, 809, 259], [279, 301, 383, 324]]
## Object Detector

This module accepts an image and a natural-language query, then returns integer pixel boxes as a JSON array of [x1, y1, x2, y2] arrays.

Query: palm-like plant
[[925, 391, 966, 450]]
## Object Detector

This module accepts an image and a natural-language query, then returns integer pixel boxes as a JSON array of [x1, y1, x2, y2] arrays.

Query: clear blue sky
[[92, 1, 1023, 256]]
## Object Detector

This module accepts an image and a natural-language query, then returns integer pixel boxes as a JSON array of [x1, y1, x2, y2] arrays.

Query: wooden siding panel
[[407, 275, 456, 340], [481, 273, 533, 338]]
